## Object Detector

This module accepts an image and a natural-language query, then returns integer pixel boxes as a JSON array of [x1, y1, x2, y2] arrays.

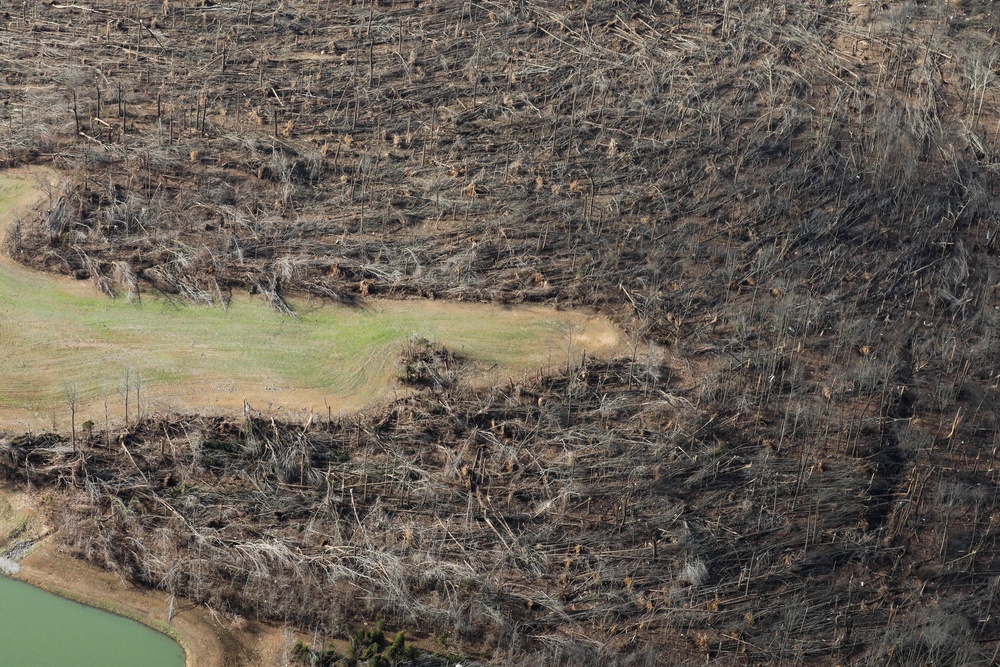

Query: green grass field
[[0, 174, 622, 428]]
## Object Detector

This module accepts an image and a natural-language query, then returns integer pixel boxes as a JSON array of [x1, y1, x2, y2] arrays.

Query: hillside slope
[[3, 0, 1000, 664]]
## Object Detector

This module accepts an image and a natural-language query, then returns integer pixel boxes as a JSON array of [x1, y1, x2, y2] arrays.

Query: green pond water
[[0, 576, 184, 667]]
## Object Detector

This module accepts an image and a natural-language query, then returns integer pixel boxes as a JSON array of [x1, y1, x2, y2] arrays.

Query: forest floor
[[4, 0, 1000, 664]]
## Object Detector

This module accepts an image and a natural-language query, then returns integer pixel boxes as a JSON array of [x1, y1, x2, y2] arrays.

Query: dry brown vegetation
[[4, 0, 999, 326], [4, 345, 1000, 666], [4, 0, 1000, 664]]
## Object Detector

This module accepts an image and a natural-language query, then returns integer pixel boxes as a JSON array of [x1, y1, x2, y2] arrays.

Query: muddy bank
[[0, 487, 290, 667]]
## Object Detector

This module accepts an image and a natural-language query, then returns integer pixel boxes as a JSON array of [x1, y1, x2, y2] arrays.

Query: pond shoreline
[[0, 573, 185, 667], [1, 487, 291, 667]]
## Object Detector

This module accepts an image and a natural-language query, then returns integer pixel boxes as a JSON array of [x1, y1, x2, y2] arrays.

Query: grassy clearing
[[0, 173, 623, 429]]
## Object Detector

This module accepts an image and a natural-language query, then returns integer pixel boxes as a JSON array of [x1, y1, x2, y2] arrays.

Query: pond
[[0, 576, 184, 667]]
